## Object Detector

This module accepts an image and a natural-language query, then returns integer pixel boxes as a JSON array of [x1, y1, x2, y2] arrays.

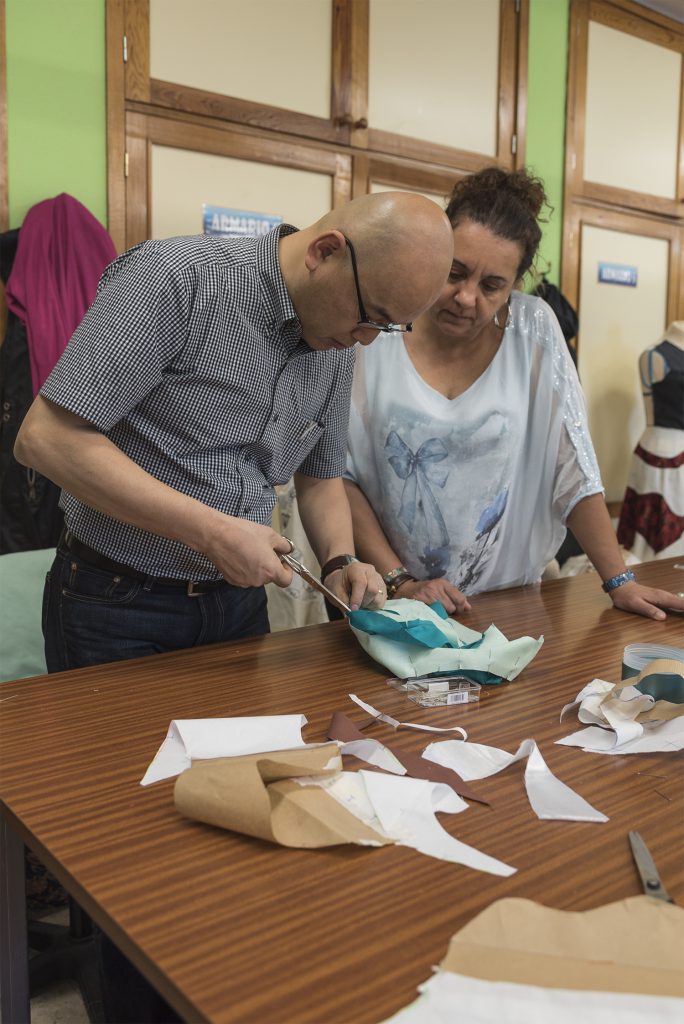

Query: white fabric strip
[[385, 969, 684, 1024], [423, 738, 607, 823], [349, 693, 467, 737], [307, 770, 515, 876]]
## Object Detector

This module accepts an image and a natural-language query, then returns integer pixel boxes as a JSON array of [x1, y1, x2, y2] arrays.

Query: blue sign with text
[[598, 262, 638, 287], [203, 205, 282, 238]]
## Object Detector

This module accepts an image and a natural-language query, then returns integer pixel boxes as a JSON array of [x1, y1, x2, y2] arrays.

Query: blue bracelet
[[602, 570, 636, 593]]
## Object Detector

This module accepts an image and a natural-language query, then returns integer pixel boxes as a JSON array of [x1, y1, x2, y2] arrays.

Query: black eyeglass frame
[[342, 234, 413, 334]]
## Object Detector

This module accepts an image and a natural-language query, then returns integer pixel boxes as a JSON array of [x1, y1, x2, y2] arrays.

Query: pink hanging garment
[[5, 193, 117, 396]]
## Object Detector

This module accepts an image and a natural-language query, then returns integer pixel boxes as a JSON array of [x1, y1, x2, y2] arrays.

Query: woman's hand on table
[[325, 561, 386, 612], [609, 581, 684, 620], [395, 577, 471, 615]]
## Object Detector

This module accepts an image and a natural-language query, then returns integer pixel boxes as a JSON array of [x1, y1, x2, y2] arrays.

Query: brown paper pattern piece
[[441, 895, 684, 997], [174, 743, 390, 848]]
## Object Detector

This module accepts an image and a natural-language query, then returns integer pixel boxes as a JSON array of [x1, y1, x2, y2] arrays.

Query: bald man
[[15, 192, 453, 671]]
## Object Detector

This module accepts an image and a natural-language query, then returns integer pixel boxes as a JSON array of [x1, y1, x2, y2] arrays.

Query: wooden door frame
[[122, 0, 353, 141], [562, 0, 684, 326], [353, 155, 468, 202], [564, 0, 684, 223], [364, 0, 527, 171], [106, 0, 529, 252], [125, 112, 353, 247]]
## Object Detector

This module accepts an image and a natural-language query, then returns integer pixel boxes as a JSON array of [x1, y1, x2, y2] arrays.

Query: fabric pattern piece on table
[[557, 659, 684, 754], [174, 744, 514, 874], [140, 715, 309, 785], [329, 709, 486, 805], [297, 770, 515, 876], [174, 744, 388, 848], [384, 896, 684, 1023], [422, 737, 607, 822], [348, 598, 543, 683]]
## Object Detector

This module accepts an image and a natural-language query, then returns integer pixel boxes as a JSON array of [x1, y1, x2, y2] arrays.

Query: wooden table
[[1, 559, 683, 1023]]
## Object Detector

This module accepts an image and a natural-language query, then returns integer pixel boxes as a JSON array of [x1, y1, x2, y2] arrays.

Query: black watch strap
[[321, 554, 357, 580]]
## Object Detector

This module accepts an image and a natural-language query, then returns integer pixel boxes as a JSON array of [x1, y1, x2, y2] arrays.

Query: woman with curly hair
[[340, 167, 683, 621]]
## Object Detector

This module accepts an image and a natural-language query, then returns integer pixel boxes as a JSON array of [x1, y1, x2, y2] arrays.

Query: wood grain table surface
[[1, 558, 683, 1023]]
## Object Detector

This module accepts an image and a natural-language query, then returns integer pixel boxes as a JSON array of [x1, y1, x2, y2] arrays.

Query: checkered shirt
[[41, 225, 355, 580]]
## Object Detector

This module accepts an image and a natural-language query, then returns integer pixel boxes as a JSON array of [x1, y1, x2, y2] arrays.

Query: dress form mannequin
[[617, 322, 684, 559]]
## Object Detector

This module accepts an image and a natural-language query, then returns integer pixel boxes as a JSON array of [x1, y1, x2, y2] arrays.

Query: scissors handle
[[280, 553, 352, 615], [628, 831, 674, 904]]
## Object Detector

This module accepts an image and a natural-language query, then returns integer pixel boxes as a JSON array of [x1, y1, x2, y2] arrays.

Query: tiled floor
[[29, 909, 90, 1024], [31, 979, 89, 1024]]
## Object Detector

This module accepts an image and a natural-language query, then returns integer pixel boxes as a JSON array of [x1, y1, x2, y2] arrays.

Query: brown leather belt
[[61, 530, 225, 596]]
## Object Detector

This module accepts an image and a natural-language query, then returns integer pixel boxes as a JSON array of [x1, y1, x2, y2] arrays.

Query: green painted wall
[[6, 0, 107, 229], [525, 0, 569, 286]]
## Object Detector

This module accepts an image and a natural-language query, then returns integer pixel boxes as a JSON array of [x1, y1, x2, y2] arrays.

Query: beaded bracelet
[[382, 566, 417, 598]]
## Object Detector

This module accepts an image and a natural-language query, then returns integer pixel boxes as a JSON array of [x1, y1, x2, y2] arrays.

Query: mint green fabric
[[0, 548, 53, 683], [348, 599, 543, 684]]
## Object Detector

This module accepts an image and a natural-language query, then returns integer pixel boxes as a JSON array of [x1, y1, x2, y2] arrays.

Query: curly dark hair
[[445, 167, 548, 279]]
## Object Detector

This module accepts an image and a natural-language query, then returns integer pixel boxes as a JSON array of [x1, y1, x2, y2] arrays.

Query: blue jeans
[[43, 542, 269, 672]]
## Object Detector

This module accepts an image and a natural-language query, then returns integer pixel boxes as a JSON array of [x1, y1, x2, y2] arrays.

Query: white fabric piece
[[339, 738, 407, 775], [314, 771, 515, 877], [140, 715, 308, 785], [349, 693, 467, 737], [558, 677, 684, 754], [562, 679, 653, 748], [346, 291, 602, 595], [557, 716, 684, 755], [423, 738, 607, 823], [297, 771, 390, 842], [384, 969, 684, 1024], [560, 678, 614, 723]]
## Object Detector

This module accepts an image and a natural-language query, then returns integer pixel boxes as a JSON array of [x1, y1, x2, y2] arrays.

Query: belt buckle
[[186, 581, 203, 597]]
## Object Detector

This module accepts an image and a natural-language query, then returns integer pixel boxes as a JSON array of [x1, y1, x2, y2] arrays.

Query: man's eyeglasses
[[343, 234, 413, 334]]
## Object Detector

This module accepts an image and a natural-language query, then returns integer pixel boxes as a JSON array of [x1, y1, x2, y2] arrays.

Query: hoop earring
[[493, 302, 511, 329]]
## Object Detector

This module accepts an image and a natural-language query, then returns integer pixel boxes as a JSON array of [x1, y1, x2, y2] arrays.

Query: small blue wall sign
[[597, 262, 638, 287], [203, 205, 282, 238]]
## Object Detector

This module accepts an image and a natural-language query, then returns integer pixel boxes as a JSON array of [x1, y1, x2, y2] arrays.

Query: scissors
[[628, 831, 674, 903], [280, 551, 352, 615]]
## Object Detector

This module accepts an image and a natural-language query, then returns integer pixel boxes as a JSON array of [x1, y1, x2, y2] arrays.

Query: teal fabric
[[633, 672, 684, 704], [0, 548, 53, 683], [348, 602, 484, 650], [348, 598, 543, 684]]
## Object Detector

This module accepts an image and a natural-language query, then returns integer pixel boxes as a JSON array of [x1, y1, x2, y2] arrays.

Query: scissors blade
[[280, 553, 352, 615], [628, 831, 674, 903]]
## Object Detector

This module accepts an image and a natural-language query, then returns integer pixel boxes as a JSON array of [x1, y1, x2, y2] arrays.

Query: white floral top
[[346, 292, 603, 595]]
